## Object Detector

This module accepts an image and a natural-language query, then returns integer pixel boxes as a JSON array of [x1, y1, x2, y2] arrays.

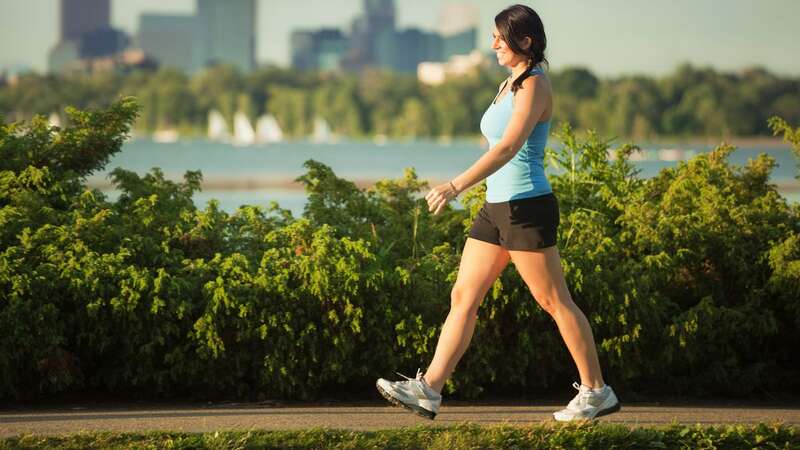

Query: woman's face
[[491, 25, 527, 69]]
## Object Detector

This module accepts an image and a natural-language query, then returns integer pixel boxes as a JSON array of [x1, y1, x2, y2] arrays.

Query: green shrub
[[0, 99, 798, 401]]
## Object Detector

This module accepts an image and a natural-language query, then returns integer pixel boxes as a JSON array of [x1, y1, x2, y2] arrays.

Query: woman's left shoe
[[376, 368, 441, 420], [553, 382, 621, 421]]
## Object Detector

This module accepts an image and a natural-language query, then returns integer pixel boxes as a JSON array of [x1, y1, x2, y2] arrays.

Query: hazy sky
[[1, 0, 799, 76]]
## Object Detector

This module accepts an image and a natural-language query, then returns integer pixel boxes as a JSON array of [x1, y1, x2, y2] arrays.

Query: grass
[[1, 422, 798, 450]]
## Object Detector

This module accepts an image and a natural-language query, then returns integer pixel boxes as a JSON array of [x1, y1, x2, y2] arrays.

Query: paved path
[[2, 401, 798, 437]]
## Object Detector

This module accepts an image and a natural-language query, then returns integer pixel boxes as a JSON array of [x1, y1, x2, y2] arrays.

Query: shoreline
[[129, 134, 793, 150], [635, 135, 792, 149], [86, 178, 800, 192], [85, 178, 449, 191]]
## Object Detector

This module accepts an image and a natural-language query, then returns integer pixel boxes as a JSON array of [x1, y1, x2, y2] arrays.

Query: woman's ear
[[522, 36, 532, 51]]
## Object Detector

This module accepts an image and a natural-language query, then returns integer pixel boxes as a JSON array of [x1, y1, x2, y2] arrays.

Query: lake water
[[89, 138, 799, 216]]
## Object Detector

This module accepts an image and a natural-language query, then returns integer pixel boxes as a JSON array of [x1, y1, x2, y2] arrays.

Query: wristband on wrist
[[448, 181, 458, 195]]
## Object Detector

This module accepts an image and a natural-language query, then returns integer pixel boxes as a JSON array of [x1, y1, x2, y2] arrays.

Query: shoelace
[[395, 368, 424, 384], [570, 381, 603, 408]]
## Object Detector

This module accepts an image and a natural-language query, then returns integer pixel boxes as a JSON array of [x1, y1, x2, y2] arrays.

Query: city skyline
[[1, 0, 800, 77]]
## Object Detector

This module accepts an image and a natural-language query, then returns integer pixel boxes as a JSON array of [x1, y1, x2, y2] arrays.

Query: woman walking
[[376, 4, 620, 422]]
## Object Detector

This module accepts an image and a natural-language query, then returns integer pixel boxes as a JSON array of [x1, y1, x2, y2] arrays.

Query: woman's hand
[[425, 181, 460, 215]]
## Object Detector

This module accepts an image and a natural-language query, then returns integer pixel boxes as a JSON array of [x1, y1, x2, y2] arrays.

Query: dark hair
[[495, 4, 548, 93]]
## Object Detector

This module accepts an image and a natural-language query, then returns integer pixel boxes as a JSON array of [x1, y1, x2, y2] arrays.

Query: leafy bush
[[0, 99, 798, 401]]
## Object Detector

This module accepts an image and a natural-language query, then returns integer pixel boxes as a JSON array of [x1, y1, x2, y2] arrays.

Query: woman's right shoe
[[552, 382, 621, 421], [376, 368, 441, 420]]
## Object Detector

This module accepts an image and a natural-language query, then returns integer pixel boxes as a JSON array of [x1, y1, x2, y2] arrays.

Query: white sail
[[233, 111, 256, 146], [373, 134, 388, 146], [658, 148, 685, 161], [255, 114, 284, 143], [48, 112, 61, 128], [312, 116, 334, 143], [207, 109, 230, 141], [152, 129, 179, 143]]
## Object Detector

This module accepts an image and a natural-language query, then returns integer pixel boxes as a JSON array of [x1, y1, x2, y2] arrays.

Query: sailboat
[[232, 111, 256, 146], [311, 116, 335, 144], [152, 129, 179, 143], [255, 114, 284, 143], [658, 148, 685, 161], [207, 109, 230, 141], [48, 112, 61, 128]]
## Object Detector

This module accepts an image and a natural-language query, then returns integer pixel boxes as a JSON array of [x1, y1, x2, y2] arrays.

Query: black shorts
[[468, 193, 560, 250]]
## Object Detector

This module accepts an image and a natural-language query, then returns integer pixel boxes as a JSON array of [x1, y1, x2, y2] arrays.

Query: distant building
[[363, 0, 396, 63], [78, 27, 129, 59], [316, 30, 349, 71], [48, 41, 81, 73], [117, 48, 158, 71], [49, 0, 129, 74], [418, 50, 489, 85], [417, 62, 446, 85], [134, 0, 258, 74], [195, 0, 256, 72], [137, 14, 196, 73], [365, 0, 396, 31], [341, 0, 396, 72], [290, 31, 316, 71], [378, 28, 442, 73], [49, 26, 129, 73], [291, 29, 348, 72], [60, 0, 110, 41], [290, 0, 477, 74], [442, 28, 477, 61]]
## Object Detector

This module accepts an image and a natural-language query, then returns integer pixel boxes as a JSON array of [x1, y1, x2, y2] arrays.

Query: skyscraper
[[364, 0, 396, 33], [49, 0, 128, 73], [138, 15, 196, 73], [442, 29, 477, 61], [316, 30, 349, 71], [379, 29, 441, 73], [364, 0, 395, 63], [194, 0, 256, 72], [342, 0, 396, 72], [292, 0, 477, 74], [60, 0, 110, 41], [78, 27, 129, 59], [291, 29, 348, 72], [291, 31, 316, 71]]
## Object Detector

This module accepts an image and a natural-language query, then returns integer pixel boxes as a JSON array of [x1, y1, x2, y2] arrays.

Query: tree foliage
[[4, 64, 797, 139]]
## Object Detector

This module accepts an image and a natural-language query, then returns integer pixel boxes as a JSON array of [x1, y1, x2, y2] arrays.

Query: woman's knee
[[531, 287, 573, 315], [450, 284, 482, 314]]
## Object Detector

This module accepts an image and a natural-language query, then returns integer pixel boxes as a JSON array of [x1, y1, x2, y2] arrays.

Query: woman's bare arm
[[425, 74, 551, 215], [451, 74, 550, 193]]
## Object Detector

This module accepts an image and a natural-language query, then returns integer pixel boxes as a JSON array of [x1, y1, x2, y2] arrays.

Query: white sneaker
[[553, 382, 621, 421], [376, 368, 442, 420]]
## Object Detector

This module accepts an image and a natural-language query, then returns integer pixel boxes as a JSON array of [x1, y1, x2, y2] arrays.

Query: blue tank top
[[480, 67, 552, 203]]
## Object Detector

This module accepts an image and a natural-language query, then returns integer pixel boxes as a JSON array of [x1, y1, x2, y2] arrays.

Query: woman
[[376, 4, 621, 422]]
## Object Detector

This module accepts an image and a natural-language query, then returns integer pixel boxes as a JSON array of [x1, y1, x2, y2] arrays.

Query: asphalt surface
[[2, 400, 799, 437]]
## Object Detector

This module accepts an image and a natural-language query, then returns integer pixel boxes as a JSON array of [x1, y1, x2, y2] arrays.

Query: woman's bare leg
[[422, 238, 510, 393], [508, 246, 605, 388]]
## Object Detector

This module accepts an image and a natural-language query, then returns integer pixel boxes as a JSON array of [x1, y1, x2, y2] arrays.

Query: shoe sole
[[553, 402, 622, 422], [376, 381, 437, 420], [594, 401, 621, 418]]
